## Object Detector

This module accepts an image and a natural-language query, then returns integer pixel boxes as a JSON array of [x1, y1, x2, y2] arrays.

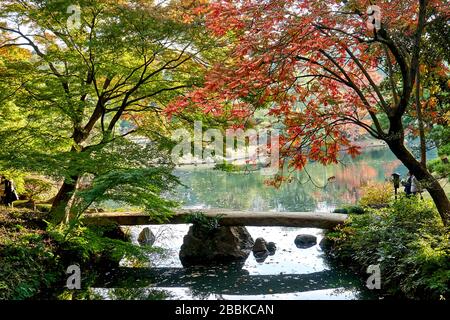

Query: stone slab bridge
[[83, 209, 348, 229]]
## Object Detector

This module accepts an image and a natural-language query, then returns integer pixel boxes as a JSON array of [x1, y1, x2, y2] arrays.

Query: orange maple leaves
[[166, 0, 446, 173]]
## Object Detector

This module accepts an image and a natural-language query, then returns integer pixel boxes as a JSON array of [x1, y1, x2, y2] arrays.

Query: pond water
[[94, 147, 422, 300], [172, 147, 407, 212], [95, 225, 376, 300]]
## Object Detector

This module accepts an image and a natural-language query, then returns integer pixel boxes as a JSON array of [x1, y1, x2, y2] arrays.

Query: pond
[[94, 147, 421, 300], [94, 225, 377, 300], [173, 146, 408, 212]]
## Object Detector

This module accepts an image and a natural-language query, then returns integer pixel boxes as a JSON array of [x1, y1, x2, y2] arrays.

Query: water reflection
[[93, 225, 377, 300], [172, 147, 406, 212], [94, 287, 171, 300], [95, 265, 369, 298]]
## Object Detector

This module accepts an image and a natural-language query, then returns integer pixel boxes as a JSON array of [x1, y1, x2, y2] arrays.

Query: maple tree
[[167, 0, 450, 225], [0, 0, 216, 223]]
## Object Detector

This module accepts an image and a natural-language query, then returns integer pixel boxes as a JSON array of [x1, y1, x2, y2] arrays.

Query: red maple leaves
[[166, 0, 446, 173]]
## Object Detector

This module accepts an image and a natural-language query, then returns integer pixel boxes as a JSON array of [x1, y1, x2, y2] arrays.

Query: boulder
[[179, 225, 254, 267], [319, 237, 334, 252], [252, 237, 268, 253], [266, 242, 277, 255], [253, 250, 269, 263], [138, 227, 156, 246], [294, 234, 317, 249], [103, 225, 131, 242]]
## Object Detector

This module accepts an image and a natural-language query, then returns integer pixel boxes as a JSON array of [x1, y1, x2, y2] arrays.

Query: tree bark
[[415, 69, 427, 166], [387, 136, 449, 226], [50, 175, 79, 223]]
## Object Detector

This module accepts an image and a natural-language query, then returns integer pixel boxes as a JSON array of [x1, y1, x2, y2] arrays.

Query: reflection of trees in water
[[174, 169, 317, 211], [173, 264, 251, 300], [335, 162, 378, 187], [173, 148, 404, 210], [320, 252, 380, 300], [320, 149, 402, 206], [95, 262, 376, 300], [147, 225, 180, 267], [382, 160, 403, 177], [330, 162, 378, 204], [106, 288, 170, 300]]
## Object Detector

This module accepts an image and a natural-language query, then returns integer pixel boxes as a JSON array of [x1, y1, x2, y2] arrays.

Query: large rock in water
[[294, 234, 317, 249], [252, 238, 268, 253], [138, 227, 156, 246], [179, 225, 254, 267], [319, 237, 334, 252], [266, 242, 277, 255], [252, 238, 269, 263]]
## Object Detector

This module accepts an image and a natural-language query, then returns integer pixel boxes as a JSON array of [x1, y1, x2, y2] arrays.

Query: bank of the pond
[[0, 208, 150, 300], [324, 197, 449, 300]]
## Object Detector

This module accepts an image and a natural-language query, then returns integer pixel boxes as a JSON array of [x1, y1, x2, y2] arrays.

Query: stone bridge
[[83, 209, 348, 229]]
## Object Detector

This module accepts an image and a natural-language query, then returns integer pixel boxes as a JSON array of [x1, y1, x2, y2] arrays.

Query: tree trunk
[[51, 175, 79, 224], [387, 137, 449, 226], [415, 69, 427, 166]]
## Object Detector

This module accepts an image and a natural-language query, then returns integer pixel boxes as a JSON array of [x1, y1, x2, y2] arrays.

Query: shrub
[[0, 209, 156, 300], [48, 224, 155, 266], [333, 205, 366, 215], [428, 158, 450, 179], [23, 176, 58, 210], [185, 212, 224, 233], [359, 182, 393, 207], [347, 205, 365, 214], [333, 208, 348, 214], [0, 209, 61, 300], [214, 161, 241, 172], [327, 196, 449, 299]]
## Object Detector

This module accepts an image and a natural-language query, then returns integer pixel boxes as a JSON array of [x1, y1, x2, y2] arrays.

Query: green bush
[[0, 233, 61, 300], [214, 161, 241, 172], [333, 208, 348, 214], [48, 224, 155, 267], [359, 182, 393, 207], [333, 205, 366, 215], [0, 209, 157, 300], [327, 196, 449, 300], [185, 212, 224, 233], [428, 158, 450, 179]]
